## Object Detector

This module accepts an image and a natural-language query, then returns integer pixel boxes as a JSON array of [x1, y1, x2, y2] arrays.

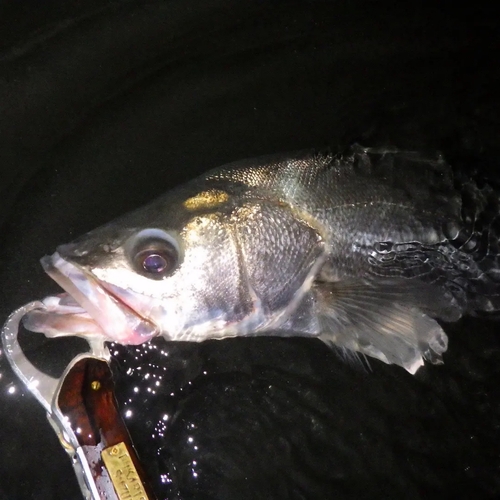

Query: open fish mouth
[[22, 252, 158, 345]]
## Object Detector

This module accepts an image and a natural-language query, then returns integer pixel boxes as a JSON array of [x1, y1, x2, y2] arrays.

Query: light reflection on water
[[1, 315, 500, 498]]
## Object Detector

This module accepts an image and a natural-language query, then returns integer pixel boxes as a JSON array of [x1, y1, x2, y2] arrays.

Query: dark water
[[0, 1, 500, 499]]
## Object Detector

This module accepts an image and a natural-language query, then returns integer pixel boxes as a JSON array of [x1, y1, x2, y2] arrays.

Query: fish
[[22, 144, 500, 374]]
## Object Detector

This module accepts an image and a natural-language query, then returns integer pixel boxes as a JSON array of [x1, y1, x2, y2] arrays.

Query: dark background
[[0, 1, 499, 499]]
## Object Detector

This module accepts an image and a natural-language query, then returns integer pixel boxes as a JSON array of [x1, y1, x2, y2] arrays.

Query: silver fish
[[23, 145, 500, 374]]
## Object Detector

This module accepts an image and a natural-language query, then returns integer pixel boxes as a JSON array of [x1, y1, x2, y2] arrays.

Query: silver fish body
[[23, 145, 500, 373]]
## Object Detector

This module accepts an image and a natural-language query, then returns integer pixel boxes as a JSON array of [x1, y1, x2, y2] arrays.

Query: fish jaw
[[23, 252, 158, 345]]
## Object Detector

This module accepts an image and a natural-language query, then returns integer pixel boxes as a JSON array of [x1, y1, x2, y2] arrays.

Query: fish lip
[[41, 252, 158, 345]]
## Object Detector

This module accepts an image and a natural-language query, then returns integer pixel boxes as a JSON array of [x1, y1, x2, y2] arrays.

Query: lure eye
[[130, 230, 179, 279]]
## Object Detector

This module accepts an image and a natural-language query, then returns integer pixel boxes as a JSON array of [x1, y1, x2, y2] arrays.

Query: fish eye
[[129, 229, 180, 279]]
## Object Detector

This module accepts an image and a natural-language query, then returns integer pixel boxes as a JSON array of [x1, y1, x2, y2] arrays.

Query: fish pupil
[[143, 253, 167, 273]]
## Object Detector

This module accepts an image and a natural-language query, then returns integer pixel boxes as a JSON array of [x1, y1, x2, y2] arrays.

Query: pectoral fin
[[313, 279, 448, 374]]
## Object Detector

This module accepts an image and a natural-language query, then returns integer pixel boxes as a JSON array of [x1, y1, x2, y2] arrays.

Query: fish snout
[[56, 242, 89, 258]]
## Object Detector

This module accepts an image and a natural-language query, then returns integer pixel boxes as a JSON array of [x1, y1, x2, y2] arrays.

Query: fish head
[[24, 184, 326, 346]]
